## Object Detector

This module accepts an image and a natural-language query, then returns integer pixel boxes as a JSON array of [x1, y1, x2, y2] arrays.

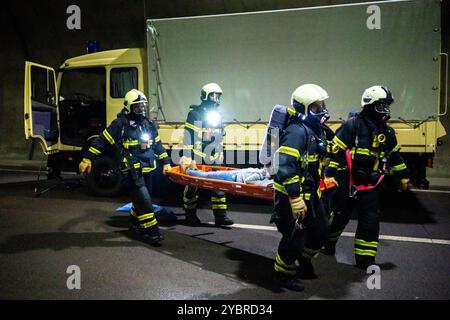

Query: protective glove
[[324, 176, 339, 188], [400, 178, 410, 192], [163, 164, 172, 175], [289, 196, 307, 221], [79, 158, 92, 174]]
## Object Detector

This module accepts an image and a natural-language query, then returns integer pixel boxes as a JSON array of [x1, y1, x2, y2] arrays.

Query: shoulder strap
[[346, 115, 361, 148], [117, 114, 128, 143], [298, 122, 310, 155]]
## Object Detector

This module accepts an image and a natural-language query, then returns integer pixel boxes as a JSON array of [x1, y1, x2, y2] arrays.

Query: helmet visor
[[374, 100, 391, 114], [309, 101, 330, 124], [208, 92, 222, 104], [131, 102, 147, 116], [309, 101, 328, 116]]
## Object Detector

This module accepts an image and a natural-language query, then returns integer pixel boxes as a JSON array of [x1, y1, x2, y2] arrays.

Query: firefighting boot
[[276, 273, 305, 292], [128, 211, 139, 232], [297, 256, 318, 279], [355, 255, 376, 271], [321, 241, 337, 256], [129, 224, 164, 245], [214, 212, 234, 226], [185, 209, 201, 225], [143, 225, 164, 245]]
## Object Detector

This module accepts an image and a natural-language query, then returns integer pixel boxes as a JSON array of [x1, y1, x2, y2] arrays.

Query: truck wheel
[[85, 156, 124, 197]]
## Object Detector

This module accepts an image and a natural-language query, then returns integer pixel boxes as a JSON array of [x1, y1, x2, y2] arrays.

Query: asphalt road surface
[[0, 170, 449, 300]]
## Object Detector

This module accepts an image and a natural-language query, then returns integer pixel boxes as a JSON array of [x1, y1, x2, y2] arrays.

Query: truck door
[[24, 62, 59, 154]]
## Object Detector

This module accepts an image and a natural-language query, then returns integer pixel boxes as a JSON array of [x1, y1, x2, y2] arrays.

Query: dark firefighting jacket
[[325, 114, 408, 185], [274, 116, 328, 201], [183, 103, 224, 164], [85, 112, 170, 173]]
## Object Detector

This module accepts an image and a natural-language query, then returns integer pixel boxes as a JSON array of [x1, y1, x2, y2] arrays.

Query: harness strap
[[345, 149, 385, 197]]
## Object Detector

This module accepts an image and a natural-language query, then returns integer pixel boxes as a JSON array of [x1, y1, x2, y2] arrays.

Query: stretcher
[[167, 165, 337, 201], [167, 165, 274, 200]]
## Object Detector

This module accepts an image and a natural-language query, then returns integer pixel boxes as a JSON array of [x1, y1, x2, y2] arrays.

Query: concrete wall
[[0, 0, 449, 176], [0, 0, 146, 159]]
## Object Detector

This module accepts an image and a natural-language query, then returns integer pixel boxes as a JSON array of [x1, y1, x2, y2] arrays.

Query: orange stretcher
[[167, 165, 337, 201], [167, 165, 274, 200]]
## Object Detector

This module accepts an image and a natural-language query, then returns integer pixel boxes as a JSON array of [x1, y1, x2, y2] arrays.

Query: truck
[[24, 0, 447, 196]]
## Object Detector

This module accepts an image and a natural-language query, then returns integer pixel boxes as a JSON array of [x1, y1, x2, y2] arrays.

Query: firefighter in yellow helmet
[[272, 84, 331, 291], [181, 83, 234, 226], [79, 89, 171, 244]]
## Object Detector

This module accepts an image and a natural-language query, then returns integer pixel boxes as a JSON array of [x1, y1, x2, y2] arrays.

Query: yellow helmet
[[124, 89, 148, 116], [200, 83, 223, 103], [291, 84, 328, 114]]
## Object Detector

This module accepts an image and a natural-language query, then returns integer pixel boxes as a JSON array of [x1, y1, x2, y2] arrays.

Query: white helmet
[[124, 89, 148, 116], [291, 84, 329, 114], [361, 85, 394, 109], [201, 83, 223, 103]]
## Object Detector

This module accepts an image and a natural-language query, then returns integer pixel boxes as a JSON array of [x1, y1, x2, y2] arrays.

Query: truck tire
[[85, 155, 124, 197]]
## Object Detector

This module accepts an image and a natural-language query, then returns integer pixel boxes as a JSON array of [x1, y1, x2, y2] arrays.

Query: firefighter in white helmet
[[79, 89, 171, 245], [322, 85, 409, 269], [181, 83, 234, 226]]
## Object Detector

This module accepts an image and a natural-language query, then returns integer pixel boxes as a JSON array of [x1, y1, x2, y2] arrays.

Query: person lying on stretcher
[[179, 156, 273, 187]]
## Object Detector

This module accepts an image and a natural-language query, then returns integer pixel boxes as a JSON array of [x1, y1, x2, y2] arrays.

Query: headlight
[[206, 111, 221, 127], [141, 133, 150, 142]]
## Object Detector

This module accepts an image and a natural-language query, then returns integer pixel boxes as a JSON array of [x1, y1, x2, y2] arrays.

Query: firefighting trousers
[[327, 174, 381, 264], [272, 191, 329, 276], [183, 185, 227, 215], [127, 172, 158, 232]]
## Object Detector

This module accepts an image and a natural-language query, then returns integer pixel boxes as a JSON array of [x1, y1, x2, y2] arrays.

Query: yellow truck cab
[[24, 49, 147, 195]]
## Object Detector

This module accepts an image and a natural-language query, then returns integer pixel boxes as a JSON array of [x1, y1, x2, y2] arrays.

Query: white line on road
[[207, 222, 277, 231], [203, 222, 450, 246], [190, 260, 203, 266], [341, 232, 450, 245], [411, 188, 450, 194]]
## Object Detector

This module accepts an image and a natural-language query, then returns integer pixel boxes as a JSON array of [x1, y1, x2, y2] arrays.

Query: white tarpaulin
[[147, 0, 441, 123]]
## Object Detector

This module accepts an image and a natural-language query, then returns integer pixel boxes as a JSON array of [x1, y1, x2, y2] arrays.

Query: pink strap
[[345, 149, 353, 173], [345, 149, 385, 193]]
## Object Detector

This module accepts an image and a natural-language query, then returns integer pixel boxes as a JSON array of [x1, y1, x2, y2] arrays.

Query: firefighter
[[181, 83, 234, 226], [272, 84, 331, 291], [322, 85, 410, 269], [79, 89, 171, 245]]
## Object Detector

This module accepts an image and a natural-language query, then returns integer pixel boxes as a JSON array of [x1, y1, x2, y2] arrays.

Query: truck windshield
[[58, 68, 106, 147]]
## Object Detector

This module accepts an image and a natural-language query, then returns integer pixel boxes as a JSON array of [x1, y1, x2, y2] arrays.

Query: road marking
[[0, 168, 78, 175], [190, 260, 203, 266], [341, 232, 450, 245], [204, 222, 450, 246], [224, 273, 238, 278], [206, 222, 276, 231], [411, 189, 450, 194]]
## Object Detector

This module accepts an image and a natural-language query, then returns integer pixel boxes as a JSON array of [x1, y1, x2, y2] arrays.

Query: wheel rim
[[95, 165, 120, 189]]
